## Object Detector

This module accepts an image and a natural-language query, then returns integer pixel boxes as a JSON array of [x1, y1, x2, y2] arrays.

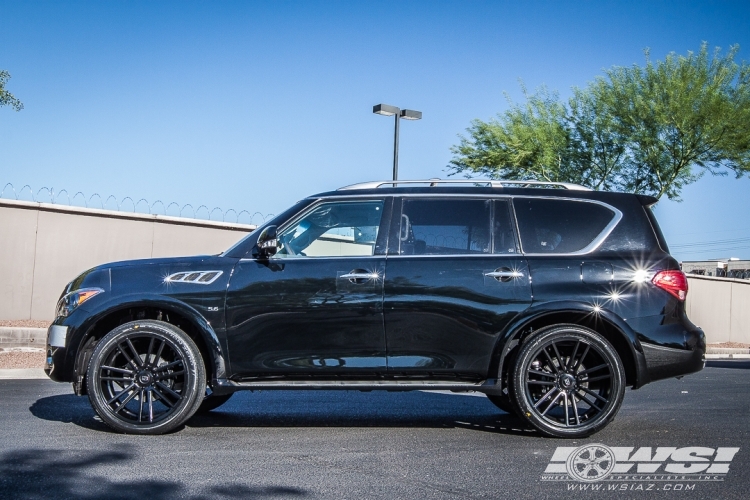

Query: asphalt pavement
[[1, 361, 749, 499]]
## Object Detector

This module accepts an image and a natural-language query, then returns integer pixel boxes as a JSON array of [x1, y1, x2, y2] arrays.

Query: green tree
[[449, 43, 750, 200], [0, 70, 23, 112]]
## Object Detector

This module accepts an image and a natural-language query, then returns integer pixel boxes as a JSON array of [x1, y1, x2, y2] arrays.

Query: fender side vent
[[165, 271, 223, 285]]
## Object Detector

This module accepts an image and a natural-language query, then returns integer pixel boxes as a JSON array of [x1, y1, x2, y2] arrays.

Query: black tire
[[510, 324, 625, 438], [87, 320, 206, 435], [486, 392, 518, 415], [196, 391, 234, 414]]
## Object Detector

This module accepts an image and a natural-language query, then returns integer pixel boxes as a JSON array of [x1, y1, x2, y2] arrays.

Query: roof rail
[[338, 179, 591, 191]]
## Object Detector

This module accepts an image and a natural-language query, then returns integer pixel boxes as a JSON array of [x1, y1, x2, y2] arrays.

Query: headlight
[[55, 288, 104, 318]]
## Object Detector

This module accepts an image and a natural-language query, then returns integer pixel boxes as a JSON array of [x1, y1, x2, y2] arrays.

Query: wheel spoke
[[582, 374, 611, 383], [155, 360, 183, 372], [542, 348, 560, 374], [113, 387, 139, 413], [101, 376, 133, 382], [571, 393, 581, 425], [107, 383, 135, 405], [153, 384, 179, 408], [153, 340, 166, 366], [578, 363, 609, 376], [528, 380, 555, 386], [102, 365, 135, 376], [146, 337, 156, 365], [138, 389, 145, 422], [533, 388, 558, 409], [125, 339, 143, 367], [572, 344, 590, 372], [528, 369, 556, 379], [148, 389, 154, 422], [117, 344, 139, 370], [567, 340, 580, 370], [563, 392, 570, 427], [156, 370, 184, 381], [156, 381, 182, 402], [577, 391, 603, 411], [540, 391, 563, 416], [551, 342, 565, 373], [581, 386, 609, 404]]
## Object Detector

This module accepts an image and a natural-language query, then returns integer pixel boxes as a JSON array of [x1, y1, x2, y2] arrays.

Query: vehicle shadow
[[0, 447, 307, 500], [29, 390, 535, 436]]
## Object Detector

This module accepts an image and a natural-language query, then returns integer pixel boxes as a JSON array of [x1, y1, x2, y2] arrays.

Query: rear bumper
[[641, 334, 706, 383]]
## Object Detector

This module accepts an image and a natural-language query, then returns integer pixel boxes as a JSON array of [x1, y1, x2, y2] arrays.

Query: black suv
[[45, 179, 705, 437]]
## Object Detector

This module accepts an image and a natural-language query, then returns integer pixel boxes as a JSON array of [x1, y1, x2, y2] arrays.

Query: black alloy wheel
[[87, 320, 206, 435], [511, 324, 625, 438]]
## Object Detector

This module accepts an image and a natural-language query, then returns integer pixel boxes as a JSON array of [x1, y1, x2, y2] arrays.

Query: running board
[[213, 378, 495, 394]]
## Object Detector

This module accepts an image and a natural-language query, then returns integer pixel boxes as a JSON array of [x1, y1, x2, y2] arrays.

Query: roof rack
[[338, 179, 591, 191]]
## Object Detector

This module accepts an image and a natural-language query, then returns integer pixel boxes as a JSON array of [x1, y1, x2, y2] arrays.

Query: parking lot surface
[[1, 361, 748, 499]]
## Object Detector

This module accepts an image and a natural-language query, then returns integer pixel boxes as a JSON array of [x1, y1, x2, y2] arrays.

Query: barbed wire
[[0, 183, 274, 225]]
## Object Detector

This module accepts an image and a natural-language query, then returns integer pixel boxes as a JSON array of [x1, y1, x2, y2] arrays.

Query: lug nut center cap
[[137, 371, 153, 386], [559, 374, 575, 389]]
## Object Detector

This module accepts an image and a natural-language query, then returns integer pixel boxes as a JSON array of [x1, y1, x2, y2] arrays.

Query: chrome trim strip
[[48, 325, 68, 348], [164, 270, 224, 285], [339, 272, 380, 280], [484, 271, 524, 278], [512, 196, 623, 256]]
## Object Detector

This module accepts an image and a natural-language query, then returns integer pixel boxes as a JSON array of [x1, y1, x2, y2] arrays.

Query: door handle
[[484, 267, 524, 282], [339, 270, 380, 283]]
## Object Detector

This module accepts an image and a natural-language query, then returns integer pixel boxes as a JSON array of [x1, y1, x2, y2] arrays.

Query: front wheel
[[510, 324, 625, 438], [87, 320, 206, 434]]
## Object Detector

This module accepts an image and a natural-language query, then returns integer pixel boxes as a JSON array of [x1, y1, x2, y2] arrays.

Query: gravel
[[0, 348, 45, 369], [708, 342, 750, 348], [0, 320, 51, 328]]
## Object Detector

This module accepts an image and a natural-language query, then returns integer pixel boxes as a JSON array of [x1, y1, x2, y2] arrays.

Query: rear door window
[[513, 198, 618, 254], [398, 199, 491, 255]]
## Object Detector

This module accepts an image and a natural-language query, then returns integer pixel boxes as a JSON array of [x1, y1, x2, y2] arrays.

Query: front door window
[[275, 200, 384, 258]]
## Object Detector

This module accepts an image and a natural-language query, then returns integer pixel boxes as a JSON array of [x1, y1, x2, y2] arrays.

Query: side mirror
[[256, 225, 278, 258]]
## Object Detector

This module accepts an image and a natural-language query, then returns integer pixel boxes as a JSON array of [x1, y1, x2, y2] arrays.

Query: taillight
[[652, 270, 688, 301]]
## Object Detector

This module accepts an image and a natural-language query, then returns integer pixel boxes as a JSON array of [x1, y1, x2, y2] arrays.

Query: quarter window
[[399, 199, 491, 255], [275, 201, 384, 257], [513, 198, 616, 254]]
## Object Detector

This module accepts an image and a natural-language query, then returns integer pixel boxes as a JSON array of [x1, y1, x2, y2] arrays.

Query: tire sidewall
[[511, 324, 625, 438], [87, 320, 206, 435]]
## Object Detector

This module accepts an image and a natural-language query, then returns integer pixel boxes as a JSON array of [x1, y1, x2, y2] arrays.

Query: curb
[[706, 354, 750, 360], [0, 368, 48, 379], [0, 327, 47, 349]]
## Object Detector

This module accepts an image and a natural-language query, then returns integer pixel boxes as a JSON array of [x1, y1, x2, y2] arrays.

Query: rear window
[[513, 198, 617, 254]]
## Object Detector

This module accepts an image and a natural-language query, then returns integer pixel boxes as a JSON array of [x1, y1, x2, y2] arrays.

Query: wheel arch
[[491, 301, 649, 391], [67, 296, 226, 395]]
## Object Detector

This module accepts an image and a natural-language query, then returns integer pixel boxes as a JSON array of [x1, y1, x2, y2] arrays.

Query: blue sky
[[1, 0, 749, 261]]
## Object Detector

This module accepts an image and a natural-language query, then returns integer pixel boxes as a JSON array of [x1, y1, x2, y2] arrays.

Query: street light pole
[[393, 111, 400, 181], [373, 104, 422, 181]]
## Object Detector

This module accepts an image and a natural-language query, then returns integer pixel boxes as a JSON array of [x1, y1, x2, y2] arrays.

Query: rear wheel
[[87, 320, 206, 434], [510, 324, 625, 438]]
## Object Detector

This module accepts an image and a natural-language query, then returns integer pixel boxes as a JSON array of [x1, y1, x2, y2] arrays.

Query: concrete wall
[[686, 275, 750, 344], [0, 199, 254, 321]]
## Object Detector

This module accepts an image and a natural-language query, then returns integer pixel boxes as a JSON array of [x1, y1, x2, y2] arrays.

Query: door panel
[[383, 197, 532, 378], [224, 198, 389, 378], [225, 258, 386, 377]]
